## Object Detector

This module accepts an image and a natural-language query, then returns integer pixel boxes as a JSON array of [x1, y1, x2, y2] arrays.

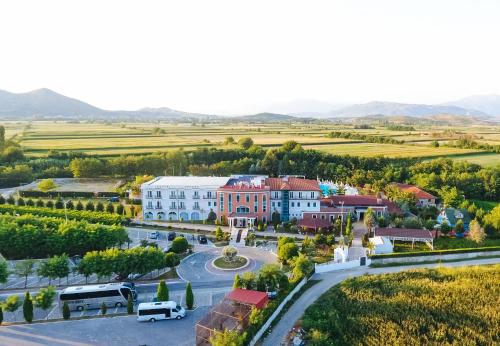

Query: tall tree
[[0, 259, 8, 284], [185, 282, 194, 310], [157, 280, 169, 301], [468, 220, 486, 244], [23, 291, 34, 323], [15, 259, 36, 289]]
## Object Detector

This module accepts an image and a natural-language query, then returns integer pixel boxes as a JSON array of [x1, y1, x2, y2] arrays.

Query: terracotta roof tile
[[393, 183, 436, 199], [265, 177, 320, 191]]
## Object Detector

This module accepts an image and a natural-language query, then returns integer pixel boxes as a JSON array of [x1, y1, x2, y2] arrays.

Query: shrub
[[23, 291, 33, 323], [62, 302, 70, 319], [38, 179, 57, 192], [17, 197, 25, 206], [100, 302, 107, 315], [157, 280, 169, 301], [185, 282, 194, 309], [127, 294, 134, 314], [85, 202, 95, 211], [171, 237, 189, 253], [96, 202, 104, 212]]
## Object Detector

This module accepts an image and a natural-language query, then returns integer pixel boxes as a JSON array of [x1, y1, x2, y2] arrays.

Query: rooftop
[[393, 183, 436, 199], [226, 289, 269, 309], [141, 176, 231, 189], [375, 227, 433, 240], [323, 195, 402, 214], [265, 177, 321, 191]]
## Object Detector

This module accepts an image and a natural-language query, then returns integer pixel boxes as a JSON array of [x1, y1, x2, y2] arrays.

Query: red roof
[[375, 227, 433, 239], [265, 177, 320, 191], [226, 289, 269, 309], [393, 183, 436, 200], [297, 218, 332, 230], [323, 196, 402, 215]]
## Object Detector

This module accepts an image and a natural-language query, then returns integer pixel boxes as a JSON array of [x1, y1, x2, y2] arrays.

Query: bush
[[62, 302, 70, 320], [100, 302, 107, 315], [157, 280, 169, 301], [185, 282, 194, 309], [23, 291, 33, 323], [127, 294, 134, 314], [171, 237, 189, 253]]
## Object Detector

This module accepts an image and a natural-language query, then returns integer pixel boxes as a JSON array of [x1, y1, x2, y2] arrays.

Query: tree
[[96, 202, 104, 212], [15, 259, 36, 289], [157, 280, 169, 301], [23, 291, 34, 323], [6, 196, 15, 205], [215, 226, 224, 241], [291, 253, 313, 281], [207, 209, 216, 222], [238, 137, 254, 150], [85, 201, 95, 211], [127, 294, 134, 314], [106, 203, 115, 213], [364, 208, 376, 235], [76, 201, 84, 211], [185, 282, 194, 310], [345, 217, 352, 237], [171, 237, 189, 253], [35, 199, 45, 207], [0, 259, 8, 284], [483, 205, 500, 235], [224, 136, 235, 145], [0, 195, 5, 204], [272, 211, 281, 227], [3, 295, 21, 313], [62, 302, 70, 320], [440, 221, 452, 235], [69, 158, 104, 178], [455, 219, 464, 234], [210, 328, 245, 346], [439, 186, 464, 208], [34, 286, 56, 314], [468, 220, 486, 244], [26, 198, 35, 207], [38, 179, 57, 192], [222, 246, 237, 262], [164, 252, 180, 269], [233, 274, 242, 289], [0, 306, 3, 325], [17, 197, 25, 206], [38, 254, 69, 285], [116, 204, 125, 215], [277, 242, 298, 264], [367, 241, 376, 255], [100, 302, 107, 315]]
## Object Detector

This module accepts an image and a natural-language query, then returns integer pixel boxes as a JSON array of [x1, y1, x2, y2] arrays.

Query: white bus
[[137, 301, 186, 322], [59, 282, 137, 311]]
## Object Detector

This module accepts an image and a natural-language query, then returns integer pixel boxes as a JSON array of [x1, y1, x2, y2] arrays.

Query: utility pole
[[340, 201, 344, 237]]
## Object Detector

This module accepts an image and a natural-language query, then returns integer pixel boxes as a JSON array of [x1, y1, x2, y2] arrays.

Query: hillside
[[228, 112, 303, 123], [329, 101, 485, 117], [444, 94, 500, 116]]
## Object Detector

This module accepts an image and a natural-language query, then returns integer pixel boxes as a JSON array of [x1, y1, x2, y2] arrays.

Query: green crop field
[[302, 265, 500, 345], [5, 120, 498, 166]]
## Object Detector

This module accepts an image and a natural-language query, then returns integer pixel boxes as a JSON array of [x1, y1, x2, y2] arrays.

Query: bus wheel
[[176, 316, 181, 320], [115, 302, 123, 308], [150, 318, 156, 323], [77, 306, 84, 311]]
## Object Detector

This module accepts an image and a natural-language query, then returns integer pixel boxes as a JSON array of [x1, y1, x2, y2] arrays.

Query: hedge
[[370, 246, 500, 259], [19, 191, 120, 199], [0, 204, 125, 225]]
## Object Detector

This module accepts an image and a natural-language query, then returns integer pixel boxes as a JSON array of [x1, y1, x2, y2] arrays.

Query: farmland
[[3, 120, 499, 166], [302, 265, 500, 345]]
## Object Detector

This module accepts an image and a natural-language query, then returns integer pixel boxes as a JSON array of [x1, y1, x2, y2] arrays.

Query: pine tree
[[100, 302, 107, 315], [23, 291, 33, 323], [0, 305, 3, 325], [96, 202, 104, 212], [233, 274, 242, 289], [127, 294, 134, 314], [62, 302, 70, 320], [157, 280, 169, 301], [36, 199, 45, 207], [76, 201, 84, 211], [106, 203, 115, 213], [186, 282, 194, 310], [117, 204, 125, 215]]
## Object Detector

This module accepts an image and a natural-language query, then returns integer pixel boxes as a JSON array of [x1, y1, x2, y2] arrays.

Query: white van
[[137, 301, 186, 322]]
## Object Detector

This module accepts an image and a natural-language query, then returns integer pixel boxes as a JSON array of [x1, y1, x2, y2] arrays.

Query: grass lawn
[[393, 237, 500, 252], [470, 199, 499, 211], [213, 256, 248, 269], [302, 265, 500, 345]]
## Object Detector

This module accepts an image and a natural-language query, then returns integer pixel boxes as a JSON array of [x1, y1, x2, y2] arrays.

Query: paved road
[[0, 306, 212, 346], [262, 257, 500, 346]]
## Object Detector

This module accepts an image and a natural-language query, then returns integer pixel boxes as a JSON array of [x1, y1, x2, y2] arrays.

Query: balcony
[[169, 205, 177, 210], [155, 206, 163, 209], [192, 194, 200, 199], [203, 196, 216, 199], [193, 205, 200, 210], [178, 205, 186, 210]]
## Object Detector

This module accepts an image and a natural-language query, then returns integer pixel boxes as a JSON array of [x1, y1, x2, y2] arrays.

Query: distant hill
[[443, 94, 500, 116], [0, 88, 104, 117], [229, 112, 303, 123], [328, 101, 486, 118]]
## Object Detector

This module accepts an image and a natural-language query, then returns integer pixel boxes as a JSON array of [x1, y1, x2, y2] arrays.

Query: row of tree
[[0, 286, 56, 324], [0, 213, 128, 259]]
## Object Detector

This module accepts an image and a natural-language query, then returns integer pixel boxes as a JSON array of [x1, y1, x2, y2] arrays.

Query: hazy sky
[[1, 0, 499, 114]]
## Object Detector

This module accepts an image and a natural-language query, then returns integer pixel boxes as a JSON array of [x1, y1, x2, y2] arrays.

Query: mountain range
[[0, 88, 499, 123]]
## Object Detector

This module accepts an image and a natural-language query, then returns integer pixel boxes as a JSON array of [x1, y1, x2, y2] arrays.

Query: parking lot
[[0, 306, 212, 346]]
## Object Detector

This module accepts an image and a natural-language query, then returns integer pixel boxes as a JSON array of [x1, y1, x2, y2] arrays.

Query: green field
[[3, 120, 498, 165], [302, 265, 500, 345]]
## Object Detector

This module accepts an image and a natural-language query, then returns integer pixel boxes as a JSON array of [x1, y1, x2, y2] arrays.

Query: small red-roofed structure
[[227, 288, 269, 309]]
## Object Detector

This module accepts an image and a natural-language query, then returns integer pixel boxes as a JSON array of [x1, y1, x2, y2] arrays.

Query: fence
[[249, 277, 308, 346], [314, 257, 370, 273]]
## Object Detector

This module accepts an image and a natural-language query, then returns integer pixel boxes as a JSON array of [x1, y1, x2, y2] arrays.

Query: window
[[179, 202, 185, 209], [307, 202, 310, 207], [194, 202, 199, 209], [193, 191, 199, 198], [312, 214, 317, 219], [156, 191, 162, 198], [291, 202, 295, 207], [321, 215, 326, 219], [254, 195, 258, 203], [179, 191, 185, 198], [208, 201, 211, 207], [170, 191, 176, 198], [220, 194, 224, 212], [289, 192, 294, 198], [278, 202, 281, 207], [228, 194, 232, 213], [273, 191, 279, 199], [313, 202, 316, 207], [310, 192, 315, 198], [60, 289, 121, 301], [299, 192, 303, 199], [236, 194, 240, 203], [147, 201, 153, 209], [272, 202, 275, 207], [170, 202, 176, 209], [236, 206, 250, 213], [297, 202, 301, 207], [147, 191, 152, 198], [246, 194, 250, 203], [254, 205, 258, 212], [207, 191, 212, 198], [214, 202, 217, 206], [156, 201, 162, 209]]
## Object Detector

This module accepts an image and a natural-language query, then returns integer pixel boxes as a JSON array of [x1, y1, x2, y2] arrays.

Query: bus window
[[120, 288, 131, 299]]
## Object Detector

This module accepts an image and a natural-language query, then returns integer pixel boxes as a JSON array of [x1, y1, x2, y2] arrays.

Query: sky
[[0, 0, 499, 114]]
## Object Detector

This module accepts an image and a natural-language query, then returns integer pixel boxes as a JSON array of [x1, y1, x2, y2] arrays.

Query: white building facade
[[141, 176, 231, 221]]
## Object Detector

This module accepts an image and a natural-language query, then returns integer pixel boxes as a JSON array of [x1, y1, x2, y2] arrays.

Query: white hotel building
[[141, 176, 231, 221]]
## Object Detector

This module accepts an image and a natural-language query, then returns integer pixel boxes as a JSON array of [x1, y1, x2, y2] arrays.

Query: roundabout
[[212, 255, 249, 270], [176, 245, 278, 284]]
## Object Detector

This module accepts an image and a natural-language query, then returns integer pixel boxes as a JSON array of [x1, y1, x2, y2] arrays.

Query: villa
[[392, 183, 437, 207]]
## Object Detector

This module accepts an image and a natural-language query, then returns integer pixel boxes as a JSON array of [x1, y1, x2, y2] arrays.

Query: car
[[109, 197, 120, 202], [167, 232, 176, 241], [149, 231, 159, 239], [198, 235, 208, 244], [127, 273, 144, 280]]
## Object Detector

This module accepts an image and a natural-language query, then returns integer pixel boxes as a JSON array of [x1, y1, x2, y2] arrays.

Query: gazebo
[[374, 228, 434, 250]]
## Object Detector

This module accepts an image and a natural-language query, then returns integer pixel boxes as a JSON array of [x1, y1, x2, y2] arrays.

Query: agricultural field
[[5, 120, 500, 166], [302, 265, 500, 345]]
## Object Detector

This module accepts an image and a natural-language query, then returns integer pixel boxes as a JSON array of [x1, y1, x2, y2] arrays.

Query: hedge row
[[0, 204, 125, 225], [0, 213, 128, 259], [19, 190, 121, 198], [371, 246, 500, 259]]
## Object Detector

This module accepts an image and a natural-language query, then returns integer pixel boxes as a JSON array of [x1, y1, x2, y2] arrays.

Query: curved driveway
[[177, 247, 277, 284]]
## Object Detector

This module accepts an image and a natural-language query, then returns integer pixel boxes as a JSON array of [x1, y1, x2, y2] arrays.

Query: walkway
[[262, 257, 500, 346]]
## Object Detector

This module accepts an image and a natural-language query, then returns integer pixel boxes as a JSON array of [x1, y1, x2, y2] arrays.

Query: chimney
[[377, 198, 382, 205]]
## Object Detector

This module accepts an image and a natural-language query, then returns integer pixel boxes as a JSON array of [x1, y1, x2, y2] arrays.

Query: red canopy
[[226, 289, 269, 309]]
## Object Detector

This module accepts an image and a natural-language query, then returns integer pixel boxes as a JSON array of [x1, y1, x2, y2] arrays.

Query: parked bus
[[137, 301, 186, 322], [59, 282, 137, 311]]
